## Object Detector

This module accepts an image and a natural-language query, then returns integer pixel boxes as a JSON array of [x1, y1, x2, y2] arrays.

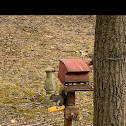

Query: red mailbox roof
[[59, 58, 90, 72]]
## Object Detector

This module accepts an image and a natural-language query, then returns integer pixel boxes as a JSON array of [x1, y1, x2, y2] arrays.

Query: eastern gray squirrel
[[50, 88, 67, 108]]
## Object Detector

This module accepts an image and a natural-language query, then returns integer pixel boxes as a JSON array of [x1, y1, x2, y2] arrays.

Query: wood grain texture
[[93, 15, 126, 126]]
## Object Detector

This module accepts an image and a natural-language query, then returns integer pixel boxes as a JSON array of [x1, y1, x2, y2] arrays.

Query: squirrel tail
[[59, 87, 67, 97], [59, 87, 67, 107]]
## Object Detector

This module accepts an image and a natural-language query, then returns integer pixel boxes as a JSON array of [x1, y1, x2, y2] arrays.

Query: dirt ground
[[0, 15, 96, 126]]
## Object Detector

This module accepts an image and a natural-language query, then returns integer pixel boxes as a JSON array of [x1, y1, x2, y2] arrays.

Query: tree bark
[[93, 15, 126, 126]]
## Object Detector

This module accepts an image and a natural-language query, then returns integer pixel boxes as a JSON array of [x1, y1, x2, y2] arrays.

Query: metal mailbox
[[56, 58, 94, 91], [58, 58, 90, 84], [52, 58, 94, 126]]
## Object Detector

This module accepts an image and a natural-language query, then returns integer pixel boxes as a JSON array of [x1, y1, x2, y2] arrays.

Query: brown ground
[[0, 15, 96, 126]]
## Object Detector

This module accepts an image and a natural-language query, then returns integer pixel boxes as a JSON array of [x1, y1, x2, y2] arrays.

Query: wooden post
[[64, 91, 75, 126]]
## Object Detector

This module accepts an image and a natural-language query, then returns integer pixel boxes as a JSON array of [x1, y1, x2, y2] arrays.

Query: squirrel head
[[50, 94, 56, 101]]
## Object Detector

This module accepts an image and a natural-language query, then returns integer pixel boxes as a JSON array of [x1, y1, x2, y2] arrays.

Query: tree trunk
[[93, 15, 126, 126]]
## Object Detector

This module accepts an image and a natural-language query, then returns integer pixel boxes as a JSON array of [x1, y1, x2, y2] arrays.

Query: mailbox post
[[53, 58, 94, 126], [64, 92, 75, 126]]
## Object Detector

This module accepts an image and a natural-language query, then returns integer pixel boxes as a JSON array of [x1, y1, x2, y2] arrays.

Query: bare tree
[[93, 15, 126, 126]]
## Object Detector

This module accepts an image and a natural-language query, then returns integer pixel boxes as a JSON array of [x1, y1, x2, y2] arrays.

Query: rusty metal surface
[[59, 58, 90, 72], [65, 72, 89, 83], [58, 59, 90, 84], [58, 61, 67, 84]]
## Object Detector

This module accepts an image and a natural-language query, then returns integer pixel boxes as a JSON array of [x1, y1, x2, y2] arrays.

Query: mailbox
[[52, 58, 94, 125], [56, 58, 94, 91], [58, 58, 90, 84]]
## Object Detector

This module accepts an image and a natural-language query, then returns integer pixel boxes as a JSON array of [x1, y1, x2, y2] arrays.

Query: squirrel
[[50, 88, 67, 108], [88, 53, 94, 66]]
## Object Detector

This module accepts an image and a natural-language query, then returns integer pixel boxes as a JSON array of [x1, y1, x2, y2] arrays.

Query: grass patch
[[0, 15, 95, 125]]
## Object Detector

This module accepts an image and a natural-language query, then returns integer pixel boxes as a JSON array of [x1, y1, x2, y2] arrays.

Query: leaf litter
[[0, 15, 95, 126]]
